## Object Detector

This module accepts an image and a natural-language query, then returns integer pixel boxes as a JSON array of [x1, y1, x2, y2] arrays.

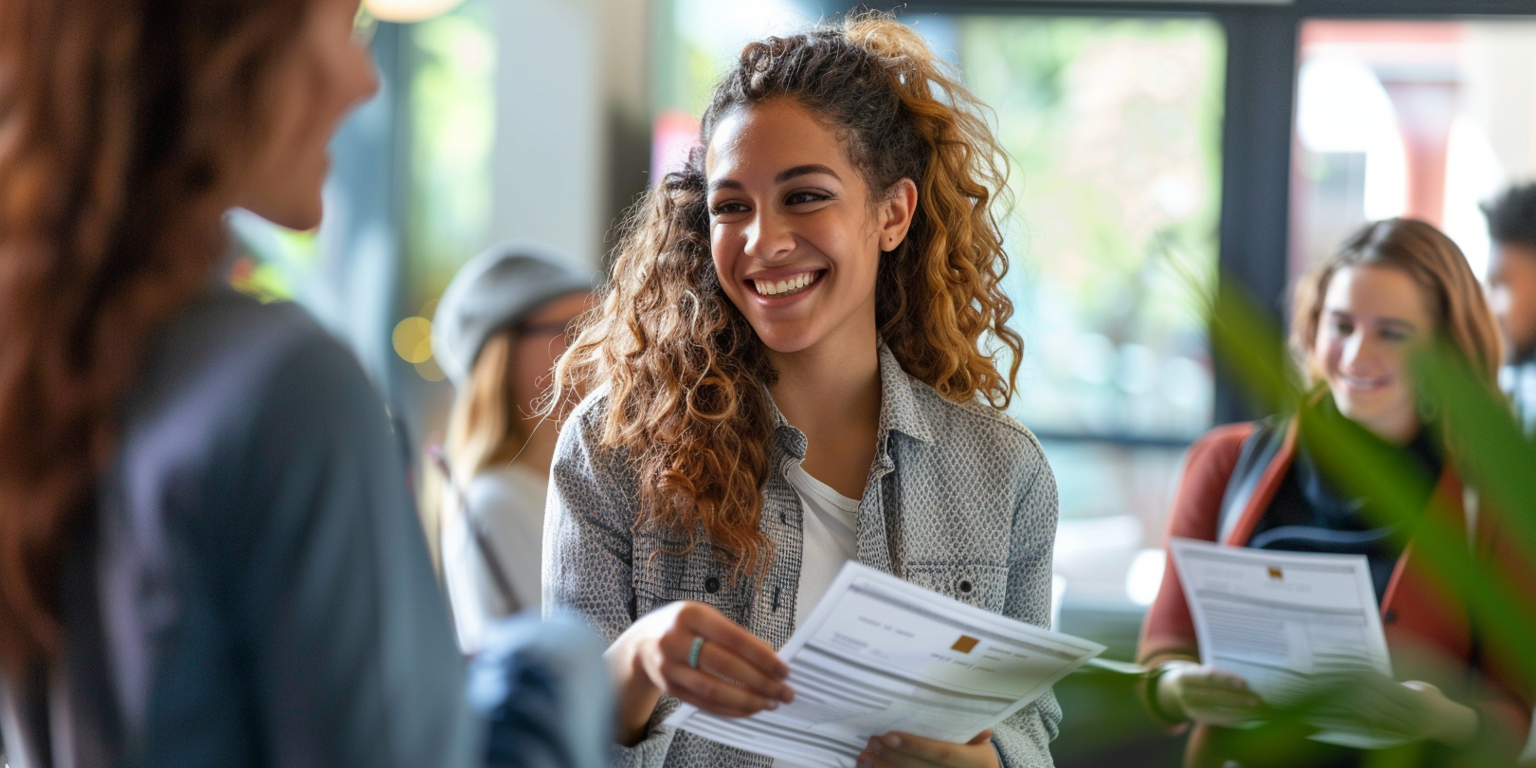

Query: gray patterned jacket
[[543, 346, 1061, 768]]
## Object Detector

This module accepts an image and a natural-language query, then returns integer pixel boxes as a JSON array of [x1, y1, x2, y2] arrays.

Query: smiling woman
[[705, 102, 914, 393], [1137, 218, 1531, 767], [543, 12, 1060, 768], [1293, 219, 1503, 439]]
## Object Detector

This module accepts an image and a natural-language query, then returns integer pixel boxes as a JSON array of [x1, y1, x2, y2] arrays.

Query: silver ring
[[688, 636, 706, 669]]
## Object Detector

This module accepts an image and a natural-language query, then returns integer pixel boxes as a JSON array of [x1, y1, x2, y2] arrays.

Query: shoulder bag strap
[[429, 446, 522, 616]]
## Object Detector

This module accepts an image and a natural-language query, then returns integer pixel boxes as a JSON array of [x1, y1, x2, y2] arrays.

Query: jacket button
[[958, 579, 973, 594], [704, 577, 721, 594], [1383, 609, 1397, 624]]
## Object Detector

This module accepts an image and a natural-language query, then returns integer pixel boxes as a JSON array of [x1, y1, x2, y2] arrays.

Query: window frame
[[895, 0, 1536, 430]]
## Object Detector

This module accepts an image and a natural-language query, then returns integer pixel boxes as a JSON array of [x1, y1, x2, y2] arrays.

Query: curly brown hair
[[0, 0, 309, 672], [552, 14, 1023, 580]]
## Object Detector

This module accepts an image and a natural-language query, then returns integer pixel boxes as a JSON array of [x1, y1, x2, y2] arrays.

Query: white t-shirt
[[774, 462, 861, 768], [441, 462, 547, 654], [785, 462, 862, 627]]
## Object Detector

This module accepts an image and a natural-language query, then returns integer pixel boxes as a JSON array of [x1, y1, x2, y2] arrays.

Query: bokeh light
[[392, 317, 434, 364]]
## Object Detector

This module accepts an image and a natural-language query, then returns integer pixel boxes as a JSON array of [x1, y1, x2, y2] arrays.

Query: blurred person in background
[[1482, 183, 1536, 434], [0, 0, 609, 766], [545, 15, 1060, 768], [1136, 218, 1532, 767], [432, 243, 593, 654]]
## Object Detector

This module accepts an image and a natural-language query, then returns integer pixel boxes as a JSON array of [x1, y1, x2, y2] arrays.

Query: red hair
[[0, 0, 309, 673]]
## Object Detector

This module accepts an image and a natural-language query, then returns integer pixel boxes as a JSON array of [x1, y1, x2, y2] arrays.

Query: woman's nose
[[1340, 331, 1386, 370], [356, 55, 381, 102], [745, 211, 794, 262]]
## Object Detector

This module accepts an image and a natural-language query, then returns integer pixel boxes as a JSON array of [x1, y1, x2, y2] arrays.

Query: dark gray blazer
[[0, 289, 478, 768]]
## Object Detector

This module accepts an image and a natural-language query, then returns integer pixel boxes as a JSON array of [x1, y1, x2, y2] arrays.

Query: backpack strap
[[1215, 417, 1288, 546]]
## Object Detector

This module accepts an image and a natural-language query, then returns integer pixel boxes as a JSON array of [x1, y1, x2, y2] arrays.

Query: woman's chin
[[758, 335, 817, 357], [748, 322, 826, 357], [1332, 392, 1418, 438], [242, 200, 323, 233]]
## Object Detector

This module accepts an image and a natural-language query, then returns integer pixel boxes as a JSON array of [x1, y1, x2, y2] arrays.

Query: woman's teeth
[[1342, 374, 1388, 389], [753, 272, 817, 297]]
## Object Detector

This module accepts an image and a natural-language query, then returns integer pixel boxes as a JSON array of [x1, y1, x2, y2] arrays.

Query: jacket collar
[[876, 344, 936, 446]]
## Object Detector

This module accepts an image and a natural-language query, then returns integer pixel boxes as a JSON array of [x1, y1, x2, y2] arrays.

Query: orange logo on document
[[951, 635, 980, 654], [1267, 567, 1283, 580]]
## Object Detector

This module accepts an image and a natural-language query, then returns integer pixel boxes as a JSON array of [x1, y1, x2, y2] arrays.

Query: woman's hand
[[1307, 672, 1478, 747], [856, 730, 998, 768], [605, 600, 794, 746], [1155, 661, 1266, 727]]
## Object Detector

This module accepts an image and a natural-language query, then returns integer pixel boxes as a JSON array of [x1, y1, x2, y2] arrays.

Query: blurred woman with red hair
[[0, 0, 479, 764]]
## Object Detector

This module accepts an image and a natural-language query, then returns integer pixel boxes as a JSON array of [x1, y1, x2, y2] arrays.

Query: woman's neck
[[1366, 416, 1421, 446], [768, 335, 882, 500]]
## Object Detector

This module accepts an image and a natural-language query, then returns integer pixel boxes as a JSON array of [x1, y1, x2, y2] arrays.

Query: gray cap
[[432, 241, 595, 388]]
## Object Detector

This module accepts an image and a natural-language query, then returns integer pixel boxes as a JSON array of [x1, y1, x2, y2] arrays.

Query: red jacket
[[1137, 420, 1534, 766]]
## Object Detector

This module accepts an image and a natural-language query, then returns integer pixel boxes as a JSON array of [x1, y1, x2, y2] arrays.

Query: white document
[[1168, 538, 1403, 749], [663, 561, 1104, 767]]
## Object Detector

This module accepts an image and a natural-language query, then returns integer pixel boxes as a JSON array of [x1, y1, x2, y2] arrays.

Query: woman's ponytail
[[842, 15, 1021, 406]]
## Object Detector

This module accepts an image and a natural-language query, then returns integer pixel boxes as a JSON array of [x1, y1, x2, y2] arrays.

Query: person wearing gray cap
[[432, 242, 594, 655]]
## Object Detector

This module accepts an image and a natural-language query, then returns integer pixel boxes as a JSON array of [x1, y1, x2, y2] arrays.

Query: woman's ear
[[878, 178, 919, 252]]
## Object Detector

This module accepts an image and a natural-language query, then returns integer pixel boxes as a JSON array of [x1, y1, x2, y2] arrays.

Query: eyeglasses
[[517, 318, 580, 338]]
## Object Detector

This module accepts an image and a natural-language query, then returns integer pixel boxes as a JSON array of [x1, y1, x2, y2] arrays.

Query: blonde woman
[[545, 16, 1059, 768], [432, 244, 592, 653]]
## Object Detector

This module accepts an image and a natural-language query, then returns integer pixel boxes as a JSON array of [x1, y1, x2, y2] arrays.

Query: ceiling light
[[363, 0, 465, 24]]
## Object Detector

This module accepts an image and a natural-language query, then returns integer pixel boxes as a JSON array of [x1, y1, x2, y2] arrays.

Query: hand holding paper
[[1155, 661, 1267, 727], [1167, 538, 1393, 706], [859, 729, 999, 768], [664, 562, 1103, 768], [1166, 538, 1423, 747], [607, 599, 793, 745]]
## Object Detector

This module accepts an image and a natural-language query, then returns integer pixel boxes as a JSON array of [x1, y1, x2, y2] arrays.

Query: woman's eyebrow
[[710, 165, 840, 192], [776, 164, 840, 183]]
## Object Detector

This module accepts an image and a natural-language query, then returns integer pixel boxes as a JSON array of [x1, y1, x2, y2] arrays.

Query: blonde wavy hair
[[441, 331, 525, 506], [552, 14, 1022, 580]]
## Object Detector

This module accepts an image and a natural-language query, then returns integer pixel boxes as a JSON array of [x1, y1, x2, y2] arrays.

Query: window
[[401, 0, 497, 383], [902, 15, 1223, 610], [1290, 18, 1536, 282], [946, 16, 1224, 444]]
